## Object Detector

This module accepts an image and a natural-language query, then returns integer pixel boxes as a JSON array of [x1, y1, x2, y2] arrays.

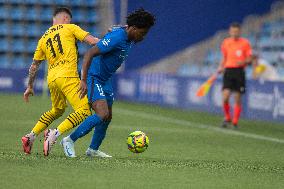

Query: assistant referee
[[217, 22, 253, 129]]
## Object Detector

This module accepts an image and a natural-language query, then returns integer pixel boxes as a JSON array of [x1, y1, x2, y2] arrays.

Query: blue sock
[[70, 114, 103, 142], [89, 121, 110, 150]]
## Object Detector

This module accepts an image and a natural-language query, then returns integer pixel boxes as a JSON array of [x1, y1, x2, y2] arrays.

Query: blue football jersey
[[88, 27, 133, 83]]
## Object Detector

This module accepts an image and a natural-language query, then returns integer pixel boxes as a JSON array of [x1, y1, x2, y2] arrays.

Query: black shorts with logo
[[222, 68, 246, 94]]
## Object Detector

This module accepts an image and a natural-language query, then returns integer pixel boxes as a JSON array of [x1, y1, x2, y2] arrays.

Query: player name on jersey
[[43, 25, 64, 39]]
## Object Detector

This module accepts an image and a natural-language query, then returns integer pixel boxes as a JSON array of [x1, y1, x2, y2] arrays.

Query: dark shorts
[[222, 68, 246, 94]]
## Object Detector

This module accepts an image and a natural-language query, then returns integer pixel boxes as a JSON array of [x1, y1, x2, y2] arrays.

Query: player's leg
[[43, 77, 91, 156], [223, 89, 231, 121], [221, 69, 232, 127], [22, 80, 66, 154], [232, 69, 245, 128], [61, 100, 108, 157], [61, 77, 108, 157], [69, 99, 108, 142], [232, 92, 242, 128], [89, 106, 112, 150], [57, 77, 92, 134], [86, 92, 114, 158]]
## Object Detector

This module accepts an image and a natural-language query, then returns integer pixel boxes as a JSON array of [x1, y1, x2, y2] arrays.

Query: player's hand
[[217, 66, 224, 74], [23, 87, 34, 103], [78, 80, 87, 99]]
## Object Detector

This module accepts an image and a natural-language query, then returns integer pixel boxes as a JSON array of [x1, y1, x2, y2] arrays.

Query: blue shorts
[[87, 76, 114, 107]]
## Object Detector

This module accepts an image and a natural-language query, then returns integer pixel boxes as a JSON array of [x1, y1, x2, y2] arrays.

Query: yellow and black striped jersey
[[33, 24, 89, 83]]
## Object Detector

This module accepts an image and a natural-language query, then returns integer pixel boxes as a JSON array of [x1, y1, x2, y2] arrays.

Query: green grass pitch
[[0, 93, 283, 189]]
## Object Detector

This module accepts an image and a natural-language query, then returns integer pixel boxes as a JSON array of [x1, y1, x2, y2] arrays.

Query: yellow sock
[[57, 108, 91, 134], [31, 108, 64, 135], [32, 111, 56, 135]]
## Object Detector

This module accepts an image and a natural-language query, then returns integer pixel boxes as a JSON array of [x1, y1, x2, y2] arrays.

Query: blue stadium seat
[[77, 43, 88, 54], [11, 55, 26, 69], [40, 24, 49, 34], [25, 8, 38, 20], [40, 7, 53, 21], [26, 23, 41, 37], [261, 22, 272, 32], [10, 6, 25, 20], [79, 0, 98, 6], [88, 0, 98, 6], [72, 8, 86, 23], [37, 0, 54, 5], [0, 55, 10, 68], [25, 0, 36, 3], [0, 6, 9, 20], [55, 0, 68, 5], [11, 23, 25, 37], [0, 22, 9, 36], [69, 0, 83, 6], [88, 26, 98, 36], [26, 55, 34, 64], [26, 39, 38, 53], [278, 67, 284, 77], [8, 0, 23, 3], [0, 38, 9, 52], [13, 39, 25, 52], [86, 11, 98, 22]]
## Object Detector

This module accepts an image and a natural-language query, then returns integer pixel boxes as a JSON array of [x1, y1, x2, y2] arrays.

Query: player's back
[[34, 24, 89, 83]]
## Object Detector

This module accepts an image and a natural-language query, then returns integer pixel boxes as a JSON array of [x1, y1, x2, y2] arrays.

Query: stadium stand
[[0, 0, 99, 69], [141, 1, 284, 81]]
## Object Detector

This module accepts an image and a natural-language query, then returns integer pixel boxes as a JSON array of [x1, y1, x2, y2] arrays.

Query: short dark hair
[[230, 22, 241, 28], [53, 7, 72, 18], [126, 8, 155, 29]]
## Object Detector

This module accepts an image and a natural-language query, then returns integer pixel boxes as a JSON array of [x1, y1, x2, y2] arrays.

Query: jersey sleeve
[[70, 24, 89, 41], [96, 31, 122, 54], [33, 38, 45, 60]]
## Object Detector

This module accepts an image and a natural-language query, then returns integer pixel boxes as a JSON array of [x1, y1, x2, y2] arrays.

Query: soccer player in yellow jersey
[[21, 7, 100, 156]]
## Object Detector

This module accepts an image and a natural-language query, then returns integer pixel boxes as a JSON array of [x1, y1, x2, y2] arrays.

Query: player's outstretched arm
[[79, 46, 101, 99], [23, 60, 42, 102], [83, 34, 100, 46]]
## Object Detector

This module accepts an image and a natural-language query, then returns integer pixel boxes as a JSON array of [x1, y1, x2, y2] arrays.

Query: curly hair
[[126, 8, 155, 29]]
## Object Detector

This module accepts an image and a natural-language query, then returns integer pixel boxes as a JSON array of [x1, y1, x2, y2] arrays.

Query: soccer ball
[[127, 131, 149, 153]]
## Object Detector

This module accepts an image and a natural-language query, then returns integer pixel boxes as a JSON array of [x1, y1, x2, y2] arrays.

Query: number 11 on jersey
[[46, 33, 64, 58]]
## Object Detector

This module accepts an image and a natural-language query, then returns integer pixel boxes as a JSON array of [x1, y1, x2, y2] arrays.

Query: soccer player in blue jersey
[[60, 8, 155, 157]]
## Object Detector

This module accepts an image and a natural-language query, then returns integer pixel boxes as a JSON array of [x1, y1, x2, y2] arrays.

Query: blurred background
[[1, 0, 284, 122]]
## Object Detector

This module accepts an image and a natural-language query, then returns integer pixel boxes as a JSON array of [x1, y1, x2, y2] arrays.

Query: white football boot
[[43, 129, 58, 156], [86, 148, 112, 158], [60, 136, 76, 158]]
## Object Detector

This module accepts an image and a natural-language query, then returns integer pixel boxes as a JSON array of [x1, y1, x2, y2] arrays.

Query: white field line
[[114, 108, 284, 144]]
